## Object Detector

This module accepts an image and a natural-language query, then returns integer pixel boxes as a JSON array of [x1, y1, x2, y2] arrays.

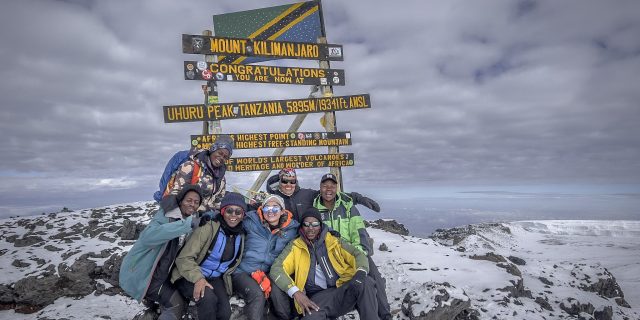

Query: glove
[[350, 192, 380, 212], [198, 213, 212, 227], [251, 270, 272, 298], [190, 216, 201, 229], [350, 269, 367, 292]]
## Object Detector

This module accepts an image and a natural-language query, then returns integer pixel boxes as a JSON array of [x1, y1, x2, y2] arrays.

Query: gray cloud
[[1, 0, 639, 217]]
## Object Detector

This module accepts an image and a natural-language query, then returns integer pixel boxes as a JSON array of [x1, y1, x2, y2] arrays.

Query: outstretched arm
[[348, 192, 380, 212]]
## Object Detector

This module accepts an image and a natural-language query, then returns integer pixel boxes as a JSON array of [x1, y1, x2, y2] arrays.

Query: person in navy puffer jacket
[[233, 194, 299, 320]]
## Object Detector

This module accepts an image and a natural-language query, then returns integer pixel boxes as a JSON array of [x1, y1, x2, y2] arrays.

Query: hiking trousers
[[368, 256, 392, 320], [144, 279, 186, 320], [301, 276, 378, 320], [232, 272, 291, 320], [175, 277, 231, 320]]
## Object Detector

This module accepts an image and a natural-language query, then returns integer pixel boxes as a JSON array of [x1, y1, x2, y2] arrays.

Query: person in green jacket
[[170, 192, 247, 320], [313, 173, 392, 320]]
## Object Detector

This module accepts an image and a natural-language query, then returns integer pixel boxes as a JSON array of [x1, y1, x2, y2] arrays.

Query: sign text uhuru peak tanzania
[[164, 94, 370, 122], [227, 153, 354, 172]]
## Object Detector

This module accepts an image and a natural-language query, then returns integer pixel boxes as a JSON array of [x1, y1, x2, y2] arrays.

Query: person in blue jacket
[[232, 194, 299, 319], [119, 185, 204, 320]]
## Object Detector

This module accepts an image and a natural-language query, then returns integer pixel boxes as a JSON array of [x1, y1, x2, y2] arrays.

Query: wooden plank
[[163, 94, 370, 123], [226, 153, 355, 172], [184, 61, 345, 86], [182, 34, 343, 61]]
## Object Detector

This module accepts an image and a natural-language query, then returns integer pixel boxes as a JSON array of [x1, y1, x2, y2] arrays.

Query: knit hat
[[210, 135, 234, 156], [278, 168, 296, 179], [263, 194, 285, 210], [176, 184, 203, 204], [300, 207, 323, 225], [220, 192, 247, 213]]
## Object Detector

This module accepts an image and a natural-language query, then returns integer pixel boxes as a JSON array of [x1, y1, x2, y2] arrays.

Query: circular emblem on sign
[[348, 160, 354, 165], [216, 72, 224, 81], [192, 139, 198, 146], [186, 63, 194, 71], [246, 45, 253, 54], [332, 77, 340, 84], [202, 70, 212, 80], [290, 133, 296, 139], [298, 133, 305, 140], [314, 133, 321, 139], [186, 70, 195, 79], [197, 61, 207, 70]]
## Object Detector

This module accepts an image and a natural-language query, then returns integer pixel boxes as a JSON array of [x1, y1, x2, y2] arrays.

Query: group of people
[[119, 137, 392, 320]]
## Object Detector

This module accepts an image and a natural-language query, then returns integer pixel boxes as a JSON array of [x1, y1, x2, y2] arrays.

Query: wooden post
[[202, 30, 221, 135]]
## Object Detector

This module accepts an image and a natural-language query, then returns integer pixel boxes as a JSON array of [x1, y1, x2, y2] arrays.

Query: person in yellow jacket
[[270, 208, 379, 319]]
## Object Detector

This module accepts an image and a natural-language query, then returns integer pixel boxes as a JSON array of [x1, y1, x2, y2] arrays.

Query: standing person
[[120, 185, 204, 320], [265, 168, 380, 222], [170, 192, 247, 320], [313, 173, 392, 320], [163, 136, 234, 213], [270, 208, 379, 320], [232, 194, 299, 319]]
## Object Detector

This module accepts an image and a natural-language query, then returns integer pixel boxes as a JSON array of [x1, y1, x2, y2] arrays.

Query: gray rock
[[0, 284, 15, 304], [507, 256, 525, 265], [120, 219, 145, 240], [366, 219, 410, 236], [469, 252, 506, 263], [14, 236, 45, 247], [402, 282, 471, 320]]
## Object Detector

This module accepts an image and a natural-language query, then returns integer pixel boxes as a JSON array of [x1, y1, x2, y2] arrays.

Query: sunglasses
[[280, 179, 297, 185], [263, 206, 281, 215], [224, 207, 244, 216], [302, 221, 322, 228]]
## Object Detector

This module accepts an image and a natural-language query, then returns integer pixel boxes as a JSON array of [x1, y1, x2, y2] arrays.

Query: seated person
[[120, 185, 203, 319], [170, 192, 247, 320], [233, 194, 299, 319], [270, 208, 379, 319]]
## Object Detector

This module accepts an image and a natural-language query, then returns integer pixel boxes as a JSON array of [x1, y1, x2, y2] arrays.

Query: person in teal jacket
[[119, 185, 204, 320], [233, 194, 299, 319]]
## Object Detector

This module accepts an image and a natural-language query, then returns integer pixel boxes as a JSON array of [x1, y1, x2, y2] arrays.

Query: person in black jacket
[[265, 168, 380, 222]]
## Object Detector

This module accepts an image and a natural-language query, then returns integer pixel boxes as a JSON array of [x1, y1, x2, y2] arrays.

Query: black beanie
[[220, 192, 247, 213], [300, 207, 323, 224]]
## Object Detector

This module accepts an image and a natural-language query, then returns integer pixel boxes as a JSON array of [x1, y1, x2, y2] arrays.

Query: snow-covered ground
[[0, 203, 638, 319]]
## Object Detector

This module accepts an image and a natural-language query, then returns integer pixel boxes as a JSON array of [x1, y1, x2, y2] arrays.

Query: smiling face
[[179, 190, 201, 217], [222, 205, 244, 227], [262, 199, 283, 226], [320, 180, 337, 205], [209, 148, 230, 168], [302, 216, 322, 241], [278, 177, 297, 196]]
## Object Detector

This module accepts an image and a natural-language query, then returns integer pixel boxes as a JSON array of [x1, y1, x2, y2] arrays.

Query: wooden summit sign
[[226, 153, 355, 172], [182, 34, 343, 61], [191, 131, 351, 150], [163, 94, 370, 122], [184, 61, 345, 86]]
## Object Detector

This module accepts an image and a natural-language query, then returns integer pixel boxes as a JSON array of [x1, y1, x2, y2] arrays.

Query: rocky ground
[[0, 203, 638, 320]]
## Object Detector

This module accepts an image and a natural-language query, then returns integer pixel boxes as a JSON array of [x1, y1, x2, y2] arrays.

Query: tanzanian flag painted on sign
[[213, 0, 322, 65]]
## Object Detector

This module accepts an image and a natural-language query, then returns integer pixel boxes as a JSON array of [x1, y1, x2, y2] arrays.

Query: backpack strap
[[191, 161, 201, 185], [162, 161, 201, 199]]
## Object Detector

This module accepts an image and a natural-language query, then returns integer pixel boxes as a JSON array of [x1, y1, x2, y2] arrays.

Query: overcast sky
[[1, 0, 639, 217]]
